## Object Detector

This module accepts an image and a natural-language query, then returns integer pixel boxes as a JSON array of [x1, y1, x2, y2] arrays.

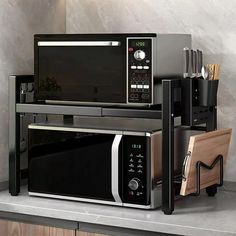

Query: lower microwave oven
[[34, 33, 191, 106], [28, 118, 187, 209]]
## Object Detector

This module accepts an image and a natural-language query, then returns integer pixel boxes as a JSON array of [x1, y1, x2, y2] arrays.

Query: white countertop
[[0, 187, 236, 235]]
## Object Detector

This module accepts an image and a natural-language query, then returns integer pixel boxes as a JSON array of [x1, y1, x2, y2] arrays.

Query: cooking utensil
[[201, 65, 209, 80], [183, 47, 190, 78], [206, 64, 215, 80], [197, 50, 203, 77], [214, 64, 220, 80], [192, 50, 197, 78], [207, 64, 220, 80]]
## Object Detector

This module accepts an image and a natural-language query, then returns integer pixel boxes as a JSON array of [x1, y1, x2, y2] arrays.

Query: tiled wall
[[0, 0, 66, 182], [66, 0, 236, 182]]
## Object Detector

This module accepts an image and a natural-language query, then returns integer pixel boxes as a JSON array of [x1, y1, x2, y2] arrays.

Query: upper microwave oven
[[34, 33, 191, 106]]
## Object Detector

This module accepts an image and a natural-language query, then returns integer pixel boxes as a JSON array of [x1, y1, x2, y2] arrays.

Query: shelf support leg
[[9, 76, 21, 195], [162, 80, 175, 215]]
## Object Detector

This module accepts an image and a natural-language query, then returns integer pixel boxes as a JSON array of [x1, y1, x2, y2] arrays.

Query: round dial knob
[[128, 178, 141, 191], [134, 50, 146, 61]]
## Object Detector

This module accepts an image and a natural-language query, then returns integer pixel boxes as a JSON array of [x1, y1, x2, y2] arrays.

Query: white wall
[[66, 0, 236, 181], [0, 0, 66, 182]]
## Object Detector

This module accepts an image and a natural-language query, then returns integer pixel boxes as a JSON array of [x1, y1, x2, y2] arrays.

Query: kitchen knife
[[192, 50, 197, 78], [197, 50, 203, 78], [183, 47, 190, 78]]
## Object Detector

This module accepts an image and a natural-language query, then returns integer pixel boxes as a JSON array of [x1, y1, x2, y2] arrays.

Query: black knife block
[[181, 79, 219, 126]]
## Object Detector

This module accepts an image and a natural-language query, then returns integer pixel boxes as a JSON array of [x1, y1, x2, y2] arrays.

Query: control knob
[[134, 50, 146, 61], [128, 178, 141, 191]]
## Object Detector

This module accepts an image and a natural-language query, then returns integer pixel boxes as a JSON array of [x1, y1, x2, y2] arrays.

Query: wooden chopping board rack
[[180, 128, 232, 196]]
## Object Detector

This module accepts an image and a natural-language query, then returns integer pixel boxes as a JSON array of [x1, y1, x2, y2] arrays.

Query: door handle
[[38, 41, 121, 46], [111, 134, 122, 203]]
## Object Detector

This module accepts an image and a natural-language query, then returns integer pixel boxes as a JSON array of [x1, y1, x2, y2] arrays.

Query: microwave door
[[28, 128, 123, 204], [36, 40, 126, 104]]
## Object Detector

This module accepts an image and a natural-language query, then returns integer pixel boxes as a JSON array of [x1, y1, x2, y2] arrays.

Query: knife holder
[[198, 80, 219, 106], [181, 79, 219, 126]]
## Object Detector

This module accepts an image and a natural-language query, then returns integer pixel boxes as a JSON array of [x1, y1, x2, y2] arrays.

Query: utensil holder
[[197, 80, 219, 107], [181, 79, 219, 126]]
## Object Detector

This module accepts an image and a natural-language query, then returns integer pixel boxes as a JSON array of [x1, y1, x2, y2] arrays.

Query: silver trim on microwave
[[28, 124, 151, 137], [111, 135, 122, 203], [38, 41, 121, 46], [28, 192, 154, 209]]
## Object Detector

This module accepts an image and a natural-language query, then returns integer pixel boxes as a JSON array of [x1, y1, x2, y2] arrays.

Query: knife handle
[[197, 50, 203, 77], [192, 50, 197, 77], [183, 47, 190, 78]]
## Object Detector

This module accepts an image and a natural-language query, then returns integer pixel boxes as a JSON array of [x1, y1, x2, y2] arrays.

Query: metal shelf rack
[[9, 75, 217, 215]]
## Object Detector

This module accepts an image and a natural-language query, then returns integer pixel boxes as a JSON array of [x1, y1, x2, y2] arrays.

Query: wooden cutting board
[[180, 128, 232, 196]]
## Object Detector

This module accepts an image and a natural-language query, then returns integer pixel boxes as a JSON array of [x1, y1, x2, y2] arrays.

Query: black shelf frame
[[9, 75, 217, 215]]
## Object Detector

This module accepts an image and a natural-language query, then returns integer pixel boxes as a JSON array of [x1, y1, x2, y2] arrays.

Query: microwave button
[[129, 163, 134, 168], [143, 66, 149, 70], [128, 178, 140, 191], [137, 85, 143, 89], [136, 154, 144, 158], [131, 65, 137, 69], [130, 153, 133, 157], [129, 158, 134, 162], [131, 84, 137, 89], [137, 164, 143, 168], [128, 168, 135, 173], [137, 66, 143, 69], [128, 191, 134, 196], [138, 169, 143, 174], [134, 50, 146, 61], [143, 85, 149, 89], [141, 94, 150, 100], [138, 159, 142, 163]]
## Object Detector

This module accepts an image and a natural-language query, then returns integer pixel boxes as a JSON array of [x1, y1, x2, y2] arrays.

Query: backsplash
[[66, 0, 236, 182], [0, 0, 66, 183]]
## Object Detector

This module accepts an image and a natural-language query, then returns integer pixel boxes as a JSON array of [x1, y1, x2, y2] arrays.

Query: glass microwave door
[[37, 44, 126, 103], [28, 129, 116, 202]]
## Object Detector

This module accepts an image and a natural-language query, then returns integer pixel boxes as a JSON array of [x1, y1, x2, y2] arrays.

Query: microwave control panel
[[127, 38, 152, 104], [122, 136, 149, 205]]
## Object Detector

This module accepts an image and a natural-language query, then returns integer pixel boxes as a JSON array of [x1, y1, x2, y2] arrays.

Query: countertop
[[0, 187, 236, 236]]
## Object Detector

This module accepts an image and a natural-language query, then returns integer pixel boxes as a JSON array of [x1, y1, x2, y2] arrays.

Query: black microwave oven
[[28, 118, 188, 209], [34, 33, 191, 106]]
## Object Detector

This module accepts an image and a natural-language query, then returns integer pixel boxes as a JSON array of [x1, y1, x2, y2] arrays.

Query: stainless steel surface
[[38, 41, 121, 46], [111, 135, 123, 203], [28, 123, 152, 136], [190, 49, 195, 78], [183, 47, 190, 78], [134, 50, 146, 60], [193, 50, 197, 77], [153, 34, 191, 104], [197, 49, 203, 77], [201, 65, 209, 79], [29, 192, 122, 206], [128, 178, 140, 191]]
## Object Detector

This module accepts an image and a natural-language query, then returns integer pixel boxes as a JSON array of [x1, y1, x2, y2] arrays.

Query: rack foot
[[163, 209, 173, 215], [9, 191, 19, 196], [206, 185, 218, 197]]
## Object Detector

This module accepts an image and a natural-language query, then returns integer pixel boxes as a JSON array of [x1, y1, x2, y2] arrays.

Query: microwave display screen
[[131, 144, 142, 149], [131, 41, 148, 47]]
